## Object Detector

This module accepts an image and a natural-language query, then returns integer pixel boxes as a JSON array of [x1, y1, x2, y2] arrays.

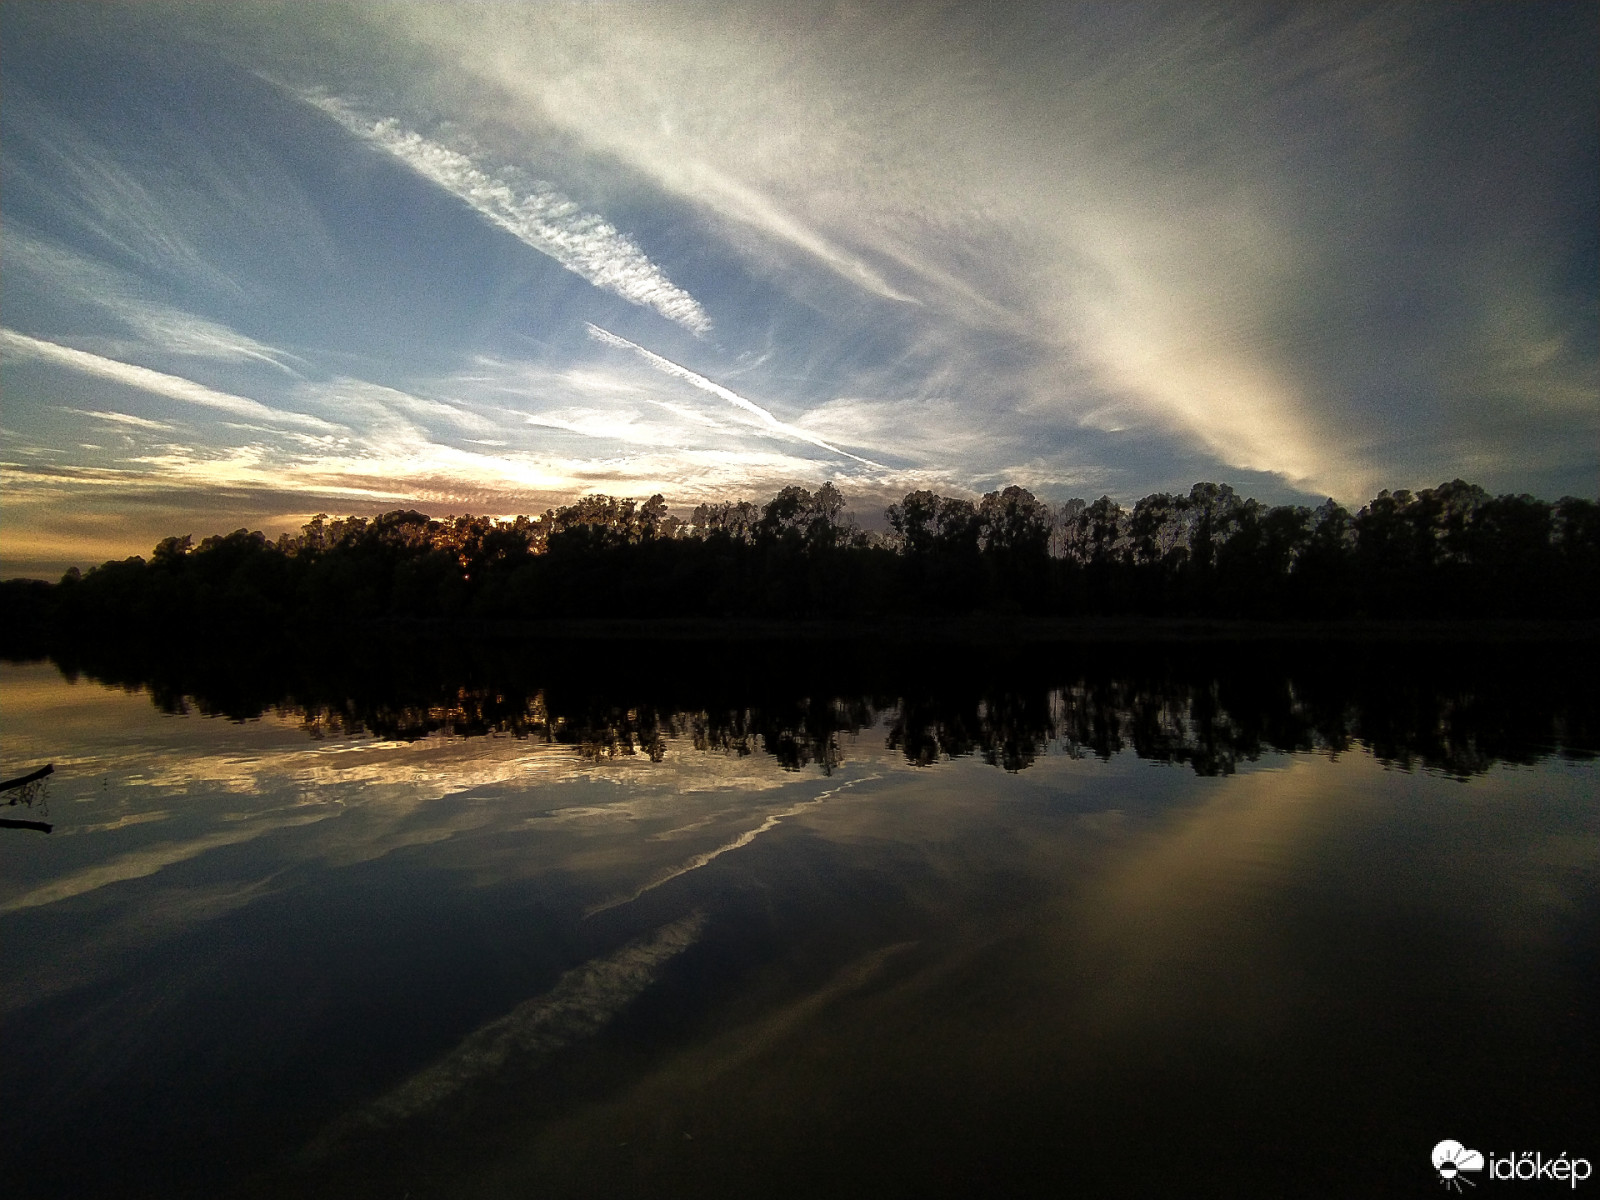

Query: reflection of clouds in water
[[586, 774, 883, 915], [1069, 758, 1338, 1031], [1052, 753, 1600, 1040], [4, 662, 1596, 1196], [11, 662, 1588, 1049], [0, 667, 893, 933], [308, 910, 707, 1156], [66, 810, 173, 835], [0, 873, 295, 1018], [0, 810, 336, 914]]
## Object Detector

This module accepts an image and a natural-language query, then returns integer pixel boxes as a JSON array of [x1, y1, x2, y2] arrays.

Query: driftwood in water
[[2, 765, 55, 830], [0, 818, 51, 833], [1, 764, 53, 793]]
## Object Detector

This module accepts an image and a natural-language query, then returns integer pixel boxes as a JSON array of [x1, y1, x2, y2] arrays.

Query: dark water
[[2, 636, 1596, 1198]]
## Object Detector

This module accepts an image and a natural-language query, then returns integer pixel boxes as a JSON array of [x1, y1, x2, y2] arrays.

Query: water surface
[[2, 641, 1595, 1197]]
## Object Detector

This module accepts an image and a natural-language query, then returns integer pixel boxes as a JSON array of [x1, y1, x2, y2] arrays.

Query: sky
[[2, 1, 1595, 578]]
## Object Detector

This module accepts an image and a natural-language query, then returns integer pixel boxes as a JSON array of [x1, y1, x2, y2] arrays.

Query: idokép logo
[[1434, 1142, 1485, 1191], [1433, 1140, 1594, 1190]]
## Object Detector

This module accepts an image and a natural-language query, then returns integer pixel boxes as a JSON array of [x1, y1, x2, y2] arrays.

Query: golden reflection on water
[[0, 660, 811, 914], [0, 661, 870, 1019], [2, 659, 1595, 1197], [442, 749, 1596, 1197]]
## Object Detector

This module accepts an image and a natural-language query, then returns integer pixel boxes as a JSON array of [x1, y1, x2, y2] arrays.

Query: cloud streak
[[0, 329, 336, 432], [62, 408, 176, 431], [585, 324, 884, 468], [305, 94, 713, 336]]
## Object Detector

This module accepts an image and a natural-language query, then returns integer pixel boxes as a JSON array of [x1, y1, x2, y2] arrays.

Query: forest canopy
[[4, 480, 1596, 634]]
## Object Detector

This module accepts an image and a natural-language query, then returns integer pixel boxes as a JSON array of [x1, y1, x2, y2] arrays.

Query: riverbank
[[319, 614, 1600, 645]]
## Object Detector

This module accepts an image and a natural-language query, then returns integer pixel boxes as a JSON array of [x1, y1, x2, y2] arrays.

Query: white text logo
[[1434, 1140, 1594, 1190]]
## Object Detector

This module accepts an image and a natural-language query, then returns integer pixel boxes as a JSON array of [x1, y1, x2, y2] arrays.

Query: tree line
[[3, 478, 1596, 634]]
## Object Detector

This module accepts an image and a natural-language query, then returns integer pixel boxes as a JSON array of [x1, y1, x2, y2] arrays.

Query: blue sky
[[2, 2, 1595, 577]]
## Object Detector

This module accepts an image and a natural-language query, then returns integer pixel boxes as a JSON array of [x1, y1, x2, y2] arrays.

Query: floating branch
[[1, 764, 53, 793]]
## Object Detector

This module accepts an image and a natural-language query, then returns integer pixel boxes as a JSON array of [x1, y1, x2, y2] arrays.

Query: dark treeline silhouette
[[28, 633, 1597, 780], [2, 479, 1596, 638]]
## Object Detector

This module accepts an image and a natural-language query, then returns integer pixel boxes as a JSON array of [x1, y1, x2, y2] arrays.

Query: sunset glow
[[3, 3, 1594, 578]]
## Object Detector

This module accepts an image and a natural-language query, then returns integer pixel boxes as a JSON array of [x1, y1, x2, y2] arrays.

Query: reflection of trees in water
[[1050, 678, 1338, 775], [285, 690, 874, 775], [740, 696, 876, 774], [891, 670, 1590, 778], [32, 639, 1594, 779], [271, 676, 1590, 781]]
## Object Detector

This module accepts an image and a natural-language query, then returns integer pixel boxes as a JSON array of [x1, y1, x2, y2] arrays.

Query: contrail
[[585, 323, 884, 467], [306, 94, 712, 336]]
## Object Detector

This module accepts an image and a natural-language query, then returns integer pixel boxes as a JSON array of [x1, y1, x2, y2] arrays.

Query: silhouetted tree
[[6, 478, 1592, 635]]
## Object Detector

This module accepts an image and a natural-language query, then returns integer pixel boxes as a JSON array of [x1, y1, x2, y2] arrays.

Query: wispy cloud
[[5, 228, 305, 373], [670, 157, 920, 306], [304, 94, 713, 336], [7, 0, 1591, 579], [645, 399, 740, 433], [300, 376, 499, 439], [61, 408, 176, 432], [381, 4, 1595, 504], [1, 330, 336, 432], [585, 324, 884, 468], [105, 307, 304, 374], [3, 90, 248, 298]]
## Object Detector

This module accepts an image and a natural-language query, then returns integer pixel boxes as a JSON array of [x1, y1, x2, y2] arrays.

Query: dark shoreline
[[276, 614, 1600, 645], [5, 616, 1598, 668]]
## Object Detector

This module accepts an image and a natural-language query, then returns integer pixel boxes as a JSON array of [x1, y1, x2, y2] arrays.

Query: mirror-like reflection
[[35, 632, 1600, 777], [1, 635, 1595, 1199]]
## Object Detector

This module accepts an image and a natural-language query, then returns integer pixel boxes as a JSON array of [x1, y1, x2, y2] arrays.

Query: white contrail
[[585, 323, 884, 467], [306, 94, 713, 336], [0, 329, 336, 432]]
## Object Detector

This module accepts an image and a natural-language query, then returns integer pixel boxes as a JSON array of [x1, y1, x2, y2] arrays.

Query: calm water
[[2, 640, 1596, 1198]]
